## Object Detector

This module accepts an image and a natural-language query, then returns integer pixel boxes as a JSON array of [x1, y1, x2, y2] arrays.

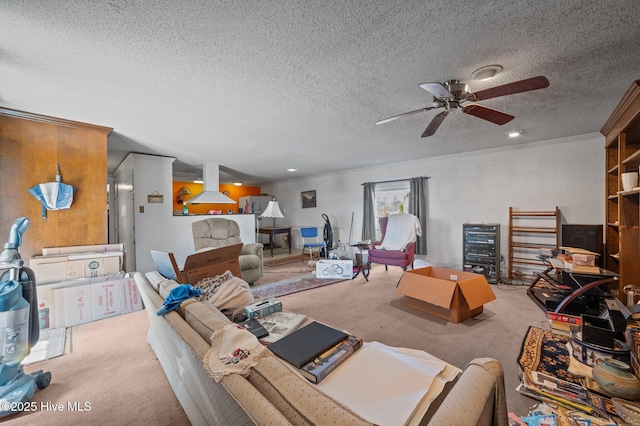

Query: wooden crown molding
[[600, 80, 640, 143], [0, 106, 113, 135]]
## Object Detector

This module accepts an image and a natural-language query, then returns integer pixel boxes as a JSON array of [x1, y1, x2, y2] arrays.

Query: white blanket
[[378, 213, 422, 251], [318, 341, 461, 426]]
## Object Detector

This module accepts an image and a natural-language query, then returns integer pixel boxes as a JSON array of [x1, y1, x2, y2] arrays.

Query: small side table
[[258, 227, 292, 258], [350, 242, 371, 281]]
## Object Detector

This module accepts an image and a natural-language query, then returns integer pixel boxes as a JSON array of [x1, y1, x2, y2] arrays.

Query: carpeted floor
[[252, 273, 345, 299], [8, 263, 554, 421], [253, 251, 349, 298], [8, 310, 189, 425], [277, 264, 550, 417]]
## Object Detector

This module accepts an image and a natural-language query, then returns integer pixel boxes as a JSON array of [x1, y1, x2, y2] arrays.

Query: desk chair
[[300, 227, 327, 263]]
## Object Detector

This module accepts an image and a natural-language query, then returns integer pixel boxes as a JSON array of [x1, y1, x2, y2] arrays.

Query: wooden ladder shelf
[[508, 207, 560, 283]]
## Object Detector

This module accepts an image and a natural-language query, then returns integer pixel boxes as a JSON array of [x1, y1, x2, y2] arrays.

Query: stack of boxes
[[30, 244, 142, 329]]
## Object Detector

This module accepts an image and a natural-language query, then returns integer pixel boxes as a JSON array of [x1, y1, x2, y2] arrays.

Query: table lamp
[[261, 200, 284, 227]]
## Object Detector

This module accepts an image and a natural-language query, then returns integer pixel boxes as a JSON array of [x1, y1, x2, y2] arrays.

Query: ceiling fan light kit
[[471, 65, 503, 81], [377, 75, 549, 138]]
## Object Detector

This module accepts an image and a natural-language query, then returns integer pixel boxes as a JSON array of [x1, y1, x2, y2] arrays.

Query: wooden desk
[[258, 227, 292, 257]]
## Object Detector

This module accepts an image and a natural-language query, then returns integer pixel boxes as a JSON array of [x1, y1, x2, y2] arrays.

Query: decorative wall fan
[[376, 76, 549, 137]]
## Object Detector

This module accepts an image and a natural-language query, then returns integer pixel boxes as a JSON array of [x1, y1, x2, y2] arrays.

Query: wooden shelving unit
[[508, 207, 560, 283], [601, 80, 640, 301]]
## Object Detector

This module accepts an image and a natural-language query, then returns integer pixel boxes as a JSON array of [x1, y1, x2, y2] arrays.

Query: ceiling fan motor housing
[[443, 80, 469, 100]]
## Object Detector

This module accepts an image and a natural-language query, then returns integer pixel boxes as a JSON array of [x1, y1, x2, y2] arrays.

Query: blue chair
[[300, 227, 327, 262]]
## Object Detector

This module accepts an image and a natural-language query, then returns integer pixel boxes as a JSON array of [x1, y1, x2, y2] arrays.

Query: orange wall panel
[[172, 182, 262, 214]]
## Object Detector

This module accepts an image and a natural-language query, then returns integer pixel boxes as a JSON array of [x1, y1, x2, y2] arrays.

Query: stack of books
[[267, 321, 363, 383], [517, 371, 613, 420], [547, 312, 582, 334], [557, 247, 600, 274]]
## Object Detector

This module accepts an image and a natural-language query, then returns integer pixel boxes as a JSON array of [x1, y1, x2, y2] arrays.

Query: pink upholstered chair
[[368, 214, 419, 271]]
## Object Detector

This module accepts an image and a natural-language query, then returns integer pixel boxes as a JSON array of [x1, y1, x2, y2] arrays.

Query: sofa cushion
[[145, 270, 174, 293], [248, 355, 371, 425], [183, 301, 231, 343]]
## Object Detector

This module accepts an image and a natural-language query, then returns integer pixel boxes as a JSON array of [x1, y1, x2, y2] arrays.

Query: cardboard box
[[244, 299, 283, 319], [396, 267, 496, 323], [42, 243, 124, 256], [315, 260, 353, 279], [30, 252, 124, 285], [150, 244, 242, 284], [39, 275, 141, 328]]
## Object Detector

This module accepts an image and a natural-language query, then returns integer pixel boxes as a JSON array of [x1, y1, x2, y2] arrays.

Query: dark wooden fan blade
[[462, 104, 514, 125], [421, 111, 449, 137], [376, 107, 433, 125], [419, 82, 453, 99], [472, 76, 549, 101]]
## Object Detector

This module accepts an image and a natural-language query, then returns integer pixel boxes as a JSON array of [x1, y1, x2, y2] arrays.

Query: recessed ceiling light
[[471, 65, 503, 81], [233, 182, 243, 186], [193, 179, 203, 184], [287, 168, 297, 172], [508, 130, 523, 138]]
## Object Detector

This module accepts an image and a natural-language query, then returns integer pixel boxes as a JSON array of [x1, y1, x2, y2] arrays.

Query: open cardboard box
[[396, 266, 496, 323], [150, 244, 242, 284]]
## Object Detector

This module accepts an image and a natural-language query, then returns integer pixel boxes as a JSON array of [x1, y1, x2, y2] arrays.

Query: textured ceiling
[[2, 1, 640, 184]]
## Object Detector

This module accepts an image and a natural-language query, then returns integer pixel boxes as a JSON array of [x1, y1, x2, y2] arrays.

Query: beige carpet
[[7, 264, 549, 422], [277, 264, 549, 417], [7, 310, 189, 425]]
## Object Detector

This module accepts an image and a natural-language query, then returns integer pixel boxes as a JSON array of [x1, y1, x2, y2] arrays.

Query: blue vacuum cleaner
[[0, 217, 51, 417]]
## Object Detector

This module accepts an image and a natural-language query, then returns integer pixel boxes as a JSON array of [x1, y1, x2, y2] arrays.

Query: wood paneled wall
[[0, 108, 112, 260]]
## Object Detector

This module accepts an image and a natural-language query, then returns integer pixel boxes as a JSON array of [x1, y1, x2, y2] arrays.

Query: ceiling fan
[[376, 76, 549, 137]]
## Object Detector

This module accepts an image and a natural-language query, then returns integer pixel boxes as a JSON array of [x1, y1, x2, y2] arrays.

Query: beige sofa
[[192, 218, 263, 284], [134, 271, 509, 426]]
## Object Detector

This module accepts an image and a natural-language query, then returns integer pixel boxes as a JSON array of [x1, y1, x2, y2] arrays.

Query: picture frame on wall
[[301, 190, 316, 208]]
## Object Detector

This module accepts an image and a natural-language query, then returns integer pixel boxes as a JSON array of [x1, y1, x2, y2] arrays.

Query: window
[[373, 180, 410, 240]]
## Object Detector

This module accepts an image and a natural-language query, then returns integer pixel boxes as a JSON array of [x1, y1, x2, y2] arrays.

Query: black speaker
[[562, 224, 603, 266]]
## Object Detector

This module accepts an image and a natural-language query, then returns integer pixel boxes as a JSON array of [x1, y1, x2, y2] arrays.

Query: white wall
[[115, 153, 257, 273], [262, 133, 605, 268]]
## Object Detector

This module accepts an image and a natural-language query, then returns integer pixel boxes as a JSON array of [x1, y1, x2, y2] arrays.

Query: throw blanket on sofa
[[317, 341, 459, 426], [196, 271, 254, 316], [377, 213, 423, 251], [204, 323, 268, 382]]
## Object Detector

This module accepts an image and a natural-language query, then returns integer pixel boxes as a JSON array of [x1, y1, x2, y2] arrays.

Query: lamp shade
[[261, 201, 284, 218]]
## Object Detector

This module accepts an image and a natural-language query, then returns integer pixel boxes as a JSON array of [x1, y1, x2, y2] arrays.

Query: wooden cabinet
[[601, 80, 640, 299]]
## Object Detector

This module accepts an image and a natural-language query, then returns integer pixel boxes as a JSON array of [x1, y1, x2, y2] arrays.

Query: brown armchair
[[368, 214, 420, 271]]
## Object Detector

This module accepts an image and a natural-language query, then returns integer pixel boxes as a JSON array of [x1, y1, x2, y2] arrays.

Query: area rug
[[517, 326, 581, 384], [22, 327, 67, 365], [252, 273, 346, 299], [264, 253, 319, 267]]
